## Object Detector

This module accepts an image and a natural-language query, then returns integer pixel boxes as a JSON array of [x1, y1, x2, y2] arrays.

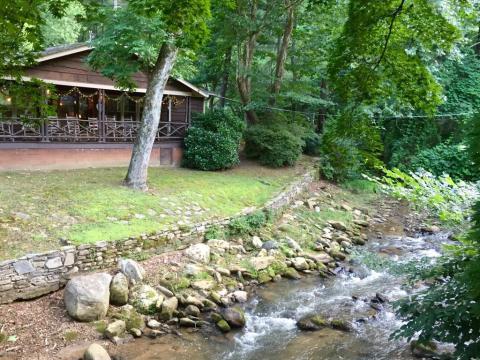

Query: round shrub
[[183, 109, 245, 171], [244, 123, 305, 167]]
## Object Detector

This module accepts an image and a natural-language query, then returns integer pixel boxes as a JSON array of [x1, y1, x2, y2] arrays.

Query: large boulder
[[119, 259, 145, 284], [83, 344, 111, 360], [185, 243, 211, 264], [223, 307, 246, 328], [84, 343, 111, 360], [110, 273, 129, 306], [291, 257, 309, 271], [130, 284, 159, 314], [249, 256, 275, 271], [159, 296, 179, 321], [64, 273, 112, 322], [104, 320, 126, 340]]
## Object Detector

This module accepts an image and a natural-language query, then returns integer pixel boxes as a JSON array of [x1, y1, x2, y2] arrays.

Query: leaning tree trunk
[[219, 46, 232, 108], [124, 43, 178, 190], [237, 33, 259, 124], [269, 1, 295, 106]]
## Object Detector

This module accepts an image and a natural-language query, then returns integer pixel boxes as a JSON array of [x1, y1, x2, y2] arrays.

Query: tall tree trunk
[[237, 32, 259, 124], [269, 0, 295, 106], [124, 43, 178, 190], [219, 47, 232, 108], [475, 24, 480, 57], [236, 0, 259, 124]]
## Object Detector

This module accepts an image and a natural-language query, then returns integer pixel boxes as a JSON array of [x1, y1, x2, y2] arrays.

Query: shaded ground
[[0, 160, 309, 260]]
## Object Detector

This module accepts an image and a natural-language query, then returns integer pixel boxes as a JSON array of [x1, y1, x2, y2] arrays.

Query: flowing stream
[[113, 219, 452, 360]]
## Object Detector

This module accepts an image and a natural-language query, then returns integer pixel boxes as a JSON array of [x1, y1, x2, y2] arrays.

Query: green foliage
[[87, 0, 210, 89], [410, 142, 479, 181], [0, 79, 58, 121], [393, 110, 480, 360], [383, 117, 441, 169], [0, 0, 68, 78], [328, 0, 462, 114], [183, 109, 245, 171], [244, 114, 314, 167], [41, 1, 85, 47], [369, 167, 478, 226], [204, 225, 226, 240], [228, 211, 267, 236], [319, 110, 383, 181]]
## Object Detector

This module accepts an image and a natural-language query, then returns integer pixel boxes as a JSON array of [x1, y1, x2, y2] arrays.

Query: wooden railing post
[[98, 89, 105, 142], [41, 119, 49, 142]]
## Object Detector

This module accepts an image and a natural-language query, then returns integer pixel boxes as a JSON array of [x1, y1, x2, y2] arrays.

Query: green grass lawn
[[0, 161, 305, 260]]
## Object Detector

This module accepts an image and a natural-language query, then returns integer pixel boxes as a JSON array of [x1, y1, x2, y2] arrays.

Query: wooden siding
[[25, 50, 194, 93]]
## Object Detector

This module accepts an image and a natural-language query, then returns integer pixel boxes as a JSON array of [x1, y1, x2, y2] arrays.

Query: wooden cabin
[[0, 44, 209, 170]]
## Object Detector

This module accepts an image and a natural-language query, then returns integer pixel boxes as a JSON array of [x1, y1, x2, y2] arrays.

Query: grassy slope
[[0, 162, 303, 260]]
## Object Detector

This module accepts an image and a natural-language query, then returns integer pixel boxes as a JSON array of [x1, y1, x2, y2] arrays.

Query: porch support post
[[167, 96, 172, 137], [187, 96, 191, 125], [41, 88, 49, 142], [98, 89, 105, 142]]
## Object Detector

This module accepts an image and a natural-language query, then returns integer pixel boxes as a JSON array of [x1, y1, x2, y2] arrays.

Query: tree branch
[[372, 0, 406, 71]]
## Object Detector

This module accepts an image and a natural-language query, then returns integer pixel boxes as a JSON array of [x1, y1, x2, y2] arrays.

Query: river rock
[[216, 319, 231, 333], [64, 273, 112, 322], [192, 279, 216, 291], [130, 284, 159, 314], [159, 296, 179, 321], [110, 273, 129, 306], [84, 343, 111, 360], [262, 240, 279, 250], [105, 320, 126, 340], [179, 317, 196, 327], [185, 295, 204, 308], [249, 256, 275, 271], [285, 237, 302, 252], [147, 319, 162, 329], [185, 243, 211, 263], [223, 307, 246, 328], [251, 236, 263, 249], [291, 257, 309, 271], [119, 259, 145, 284], [328, 221, 348, 232], [156, 285, 174, 298], [232, 290, 248, 303], [284, 267, 301, 280], [184, 263, 203, 277], [185, 305, 201, 317], [297, 315, 328, 331]]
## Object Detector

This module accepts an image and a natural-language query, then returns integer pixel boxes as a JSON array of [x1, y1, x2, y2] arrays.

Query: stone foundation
[[0, 169, 316, 304]]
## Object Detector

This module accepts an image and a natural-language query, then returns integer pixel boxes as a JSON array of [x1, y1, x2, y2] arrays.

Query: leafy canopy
[[87, 0, 211, 89], [328, 0, 462, 113]]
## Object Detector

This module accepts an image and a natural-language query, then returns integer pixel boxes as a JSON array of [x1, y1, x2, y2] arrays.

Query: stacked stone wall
[[0, 169, 316, 304]]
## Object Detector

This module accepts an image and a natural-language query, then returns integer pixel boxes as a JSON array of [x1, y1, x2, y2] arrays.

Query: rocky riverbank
[[0, 180, 403, 360]]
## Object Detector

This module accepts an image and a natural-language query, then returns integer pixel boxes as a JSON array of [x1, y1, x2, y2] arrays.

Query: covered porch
[[0, 85, 194, 143]]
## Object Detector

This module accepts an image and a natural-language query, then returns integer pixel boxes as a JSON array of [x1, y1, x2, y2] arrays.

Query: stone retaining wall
[[0, 169, 316, 304]]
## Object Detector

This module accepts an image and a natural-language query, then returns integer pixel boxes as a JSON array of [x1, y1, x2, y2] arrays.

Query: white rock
[[84, 343, 111, 360], [291, 257, 309, 271], [119, 259, 145, 284], [233, 290, 248, 303], [251, 236, 263, 249], [185, 243, 211, 264], [64, 273, 112, 322]]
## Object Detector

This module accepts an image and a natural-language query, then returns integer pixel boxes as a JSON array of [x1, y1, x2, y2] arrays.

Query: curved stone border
[[0, 169, 317, 304]]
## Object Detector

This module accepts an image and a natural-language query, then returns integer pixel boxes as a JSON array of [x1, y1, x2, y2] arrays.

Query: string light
[[54, 88, 186, 106]]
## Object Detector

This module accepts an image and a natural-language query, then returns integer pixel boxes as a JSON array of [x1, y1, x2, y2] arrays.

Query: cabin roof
[[22, 44, 209, 97]]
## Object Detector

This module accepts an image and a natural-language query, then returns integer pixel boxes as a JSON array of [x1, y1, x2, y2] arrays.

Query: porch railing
[[0, 118, 188, 143]]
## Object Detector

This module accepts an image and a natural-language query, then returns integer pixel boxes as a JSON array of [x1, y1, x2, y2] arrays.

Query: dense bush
[[319, 110, 383, 181], [183, 109, 245, 171], [410, 142, 479, 181], [244, 113, 314, 167], [228, 211, 267, 236]]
